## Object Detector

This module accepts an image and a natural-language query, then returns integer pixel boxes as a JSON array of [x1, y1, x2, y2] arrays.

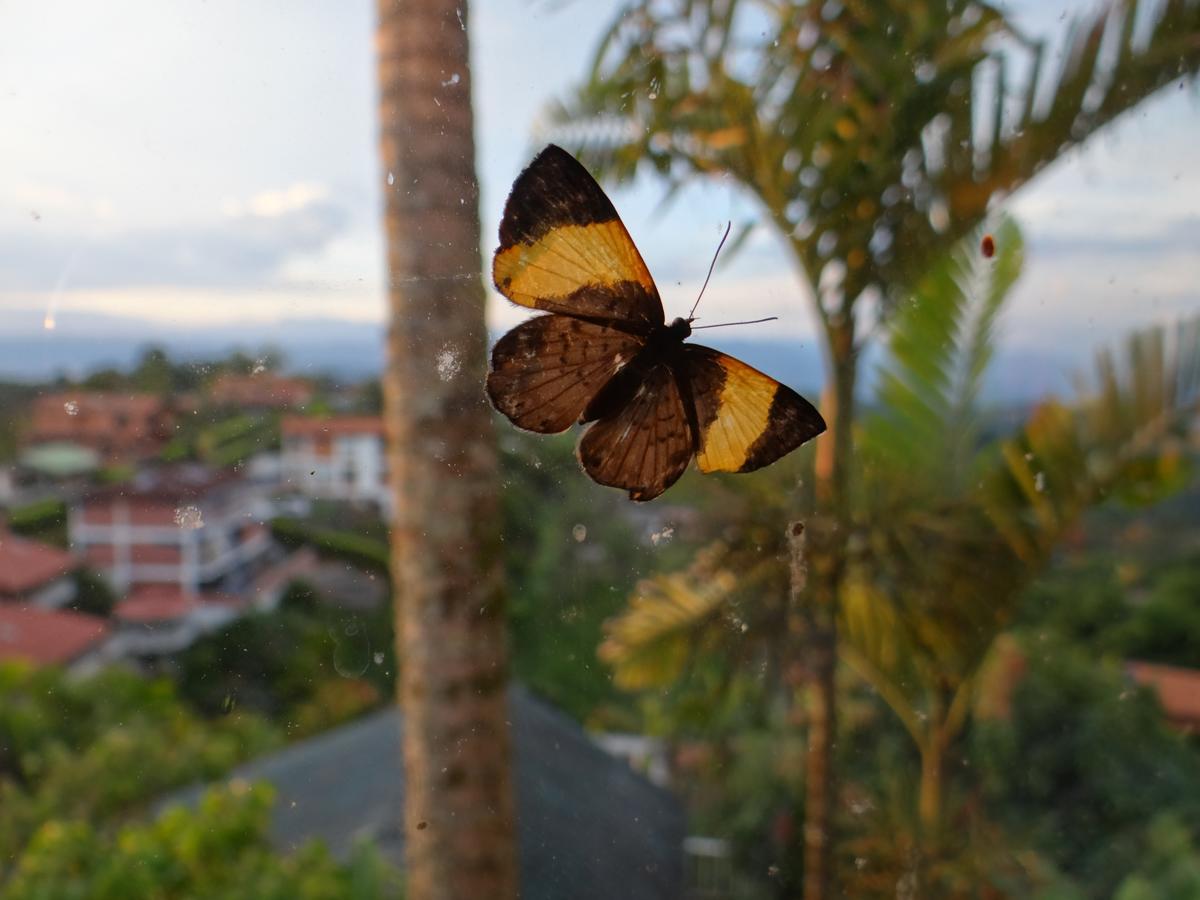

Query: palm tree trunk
[[800, 322, 857, 900], [376, 4, 518, 899]]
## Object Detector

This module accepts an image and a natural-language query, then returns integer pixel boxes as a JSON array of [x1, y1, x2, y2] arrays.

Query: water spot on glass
[[63, 400, 79, 416], [650, 525, 674, 546], [855, 857, 868, 870], [436, 345, 462, 381], [572, 524, 587, 542], [767, 864, 780, 878], [387, 171, 395, 185], [174, 505, 204, 529], [251, 359, 267, 375], [1034, 471, 1046, 493], [441, 72, 461, 87], [331, 616, 371, 677], [374, 652, 384, 665]]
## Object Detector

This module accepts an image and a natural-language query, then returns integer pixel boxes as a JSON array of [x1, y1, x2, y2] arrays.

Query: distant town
[[0, 351, 393, 674]]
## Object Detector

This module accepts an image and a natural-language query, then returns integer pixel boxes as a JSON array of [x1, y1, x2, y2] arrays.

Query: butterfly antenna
[[688, 221, 732, 321], [692, 316, 779, 329]]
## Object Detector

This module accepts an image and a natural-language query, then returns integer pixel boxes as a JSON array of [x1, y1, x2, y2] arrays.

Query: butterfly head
[[667, 316, 692, 341]]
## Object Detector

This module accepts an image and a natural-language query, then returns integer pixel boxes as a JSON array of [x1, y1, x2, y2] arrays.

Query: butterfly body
[[487, 145, 826, 501], [580, 317, 691, 424]]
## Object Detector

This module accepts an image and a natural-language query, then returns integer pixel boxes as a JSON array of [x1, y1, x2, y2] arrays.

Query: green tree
[[600, 220, 1200, 893], [0, 663, 278, 863], [70, 569, 117, 617], [554, 3, 1200, 893], [972, 640, 1200, 894], [2, 783, 400, 900]]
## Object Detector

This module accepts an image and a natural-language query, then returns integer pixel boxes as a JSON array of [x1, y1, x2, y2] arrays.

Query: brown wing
[[681, 345, 826, 473], [576, 361, 694, 501], [486, 314, 644, 434], [492, 145, 664, 330]]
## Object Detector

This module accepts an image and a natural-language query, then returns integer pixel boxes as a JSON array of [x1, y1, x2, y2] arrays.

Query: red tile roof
[[0, 605, 110, 665], [27, 392, 173, 461], [1127, 661, 1200, 731], [0, 531, 76, 595], [209, 373, 313, 409], [115, 585, 244, 624], [281, 415, 385, 438]]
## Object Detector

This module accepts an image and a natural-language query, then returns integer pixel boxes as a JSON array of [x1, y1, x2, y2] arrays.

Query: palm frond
[[984, 315, 1200, 564], [598, 545, 741, 690], [549, 0, 1199, 310], [860, 217, 1023, 495]]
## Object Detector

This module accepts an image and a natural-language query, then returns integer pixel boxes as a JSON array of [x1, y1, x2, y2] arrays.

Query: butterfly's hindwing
[[577, 361, 694, 501], [492, 145, 663, 329], [486, 314, 643, 434], [683, 345, 826, 473]]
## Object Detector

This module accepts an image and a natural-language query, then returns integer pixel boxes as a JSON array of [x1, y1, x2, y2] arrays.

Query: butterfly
[[486, 145, 826, 501]]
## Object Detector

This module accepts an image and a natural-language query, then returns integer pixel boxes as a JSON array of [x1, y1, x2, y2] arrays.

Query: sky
[[0, 0, 1196, 397]]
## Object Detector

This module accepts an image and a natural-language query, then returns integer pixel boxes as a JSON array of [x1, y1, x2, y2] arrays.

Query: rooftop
[[1127, 660, 1200, 731], [281, 415, 385, 438], [164, 687, 684, 900], [83, 464, 240, 505], [116, 585, 244, 624], [0, 605, 110, 666], [0, 530, 76, 595]]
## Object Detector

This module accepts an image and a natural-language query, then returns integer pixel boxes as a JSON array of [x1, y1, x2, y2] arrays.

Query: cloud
[[0, 183, 354, 292]]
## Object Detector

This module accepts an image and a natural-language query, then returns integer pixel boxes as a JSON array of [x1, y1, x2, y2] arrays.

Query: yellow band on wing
[[493, 221, 655, 308], [695, 359, 777, 473]]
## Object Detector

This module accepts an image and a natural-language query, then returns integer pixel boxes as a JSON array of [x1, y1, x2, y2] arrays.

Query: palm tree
[[599, 222, 1200, 892], [376, 3, 518, 899], [845, 222, 1200, 850], [552, 1, 1200, 893]]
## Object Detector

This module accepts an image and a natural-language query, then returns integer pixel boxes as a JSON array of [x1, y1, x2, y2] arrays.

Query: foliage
[[173, 604, 391, 734], [1, 783, 401, 900], [69, 568, 118, 618], [555, 0, 1200, 311], [271, 516, 390, 575], [499, 430, 663, 722], [6, 498, 67, 543], [0, 663, 279, 864], [1113, 814, 1200, 900], [0, 381, 38, 464], [971, 638, 1200, 895], [1019, 555, 1200, 670]]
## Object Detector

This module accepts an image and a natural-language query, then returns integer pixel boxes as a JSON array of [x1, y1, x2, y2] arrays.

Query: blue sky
[[0, 0, 1196, 395]]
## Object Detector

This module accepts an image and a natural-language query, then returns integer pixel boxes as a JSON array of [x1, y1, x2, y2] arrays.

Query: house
[[111, 584, 245, 658], [26, 392, 174, 463], [69, 465, 272, 595], [208, 373, 313, 411], [0, 605, 112, 674], [163, 687, 684, 900], [0, 529, 77, 607], [1126, 661, 1200, 734], [280, 416, 391, 517]]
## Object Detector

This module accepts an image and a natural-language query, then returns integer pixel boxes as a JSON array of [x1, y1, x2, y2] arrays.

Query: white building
[[68, 465, 272, 595], [280, 416, 392, 518]]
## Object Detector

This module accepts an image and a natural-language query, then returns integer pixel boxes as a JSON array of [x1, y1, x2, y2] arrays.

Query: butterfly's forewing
[[577, 361, 694, 501], [682, 345, 826, 473], [486, 314, 644, 434], [492, 145, 664, 330]]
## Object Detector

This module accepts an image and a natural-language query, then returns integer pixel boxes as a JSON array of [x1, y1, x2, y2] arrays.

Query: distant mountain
[[0, 309, 1072, 403]]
